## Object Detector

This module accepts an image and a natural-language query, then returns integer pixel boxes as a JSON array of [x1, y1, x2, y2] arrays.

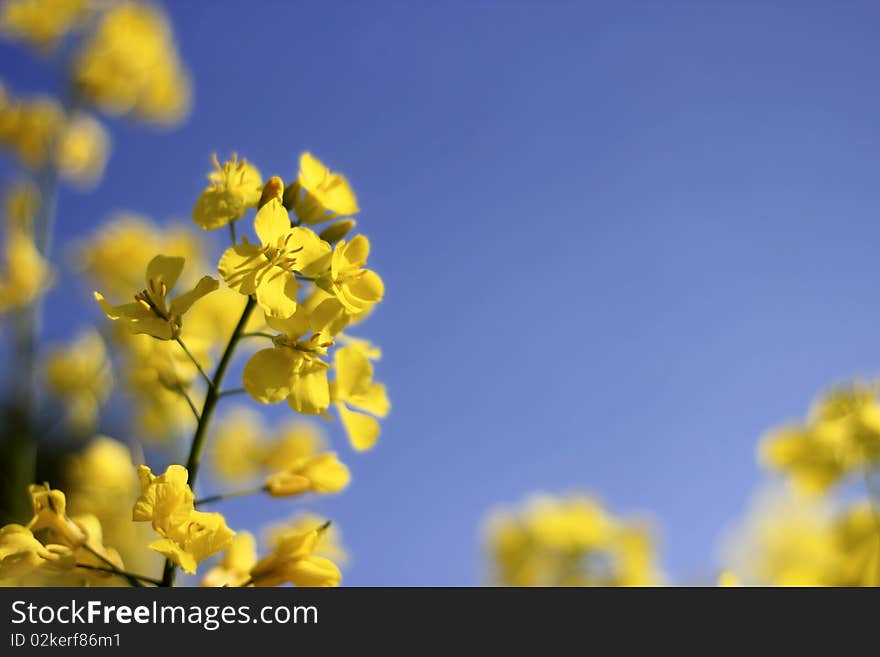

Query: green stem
[[175, 337, 214, 390], [176, 386, 201, 422], [161, 296, 256, 587], [217, 387, 246, 399], [229, 221, 237, 246], [76, 563, 162, 586], [195, 485, 267, 506]]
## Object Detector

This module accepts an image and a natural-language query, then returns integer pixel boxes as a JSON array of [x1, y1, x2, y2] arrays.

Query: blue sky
[[3, 0, 880, 584]]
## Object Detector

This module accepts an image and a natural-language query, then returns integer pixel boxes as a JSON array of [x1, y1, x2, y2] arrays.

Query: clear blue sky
[[3, 0, 880, 585]]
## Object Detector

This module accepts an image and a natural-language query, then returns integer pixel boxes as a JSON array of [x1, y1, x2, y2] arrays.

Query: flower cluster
[[484, 494, 661, 586], [759, 382, 880, 495]]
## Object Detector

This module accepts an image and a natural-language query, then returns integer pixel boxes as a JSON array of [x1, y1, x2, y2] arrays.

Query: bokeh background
[[2, 0, 880, 585]]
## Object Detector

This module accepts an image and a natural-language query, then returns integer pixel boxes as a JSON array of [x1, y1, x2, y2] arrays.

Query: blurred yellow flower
[[192, 154, 263, 230], [95, 254, 218, 340], [0, 227, 53, 312], [55, 112, 110, 187], [331, 342, 389, 451], [285, 152, 359, 225], [719, 487, 841, 586], [485, 493, 661, 586], [0, 92, 63, 169], [201, 531, 257, 587], [44, 328, 113, 433], [832, 503, 880, 587], [760, 382, 880, 494], [250, 523, 340, 587], [78, 213, 207, 299], [211, 408, 327, 484], [0, 0, 90, 52], [265, 452, 350, 497], [73, 1, 191, 125], [219, 196, 330, 318]]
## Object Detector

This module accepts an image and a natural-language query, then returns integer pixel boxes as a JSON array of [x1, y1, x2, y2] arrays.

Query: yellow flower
[[0, 0, 90, 52], [73, 2, 191, 125], [759, 382, 880, 494], [211, 407, 265, 482], [0, 228, 53, 312], [262, 420, 325, 473], [285, 152, 359, 225], [485, 494, 661, 587], [719, 486, 841, 586], [201, 531, 257, 587], [55, 112, 110, 187], [95, 254, 218, 340], [192, 154, 263, 230], [132, 465, 194, 532], [264, 513, 348, 566], [26, 484, 87, 547], [44, 329, 113, 433], [211, 409, 327, 484], [149, 511, 235, 575], [133, 464, 233, 574], [242, 306, 333, 414], [218, 195, 330, 318], [250, 523, 340, 587], [320, 235, 384, 314], [63, 436, 158, 574], [265, 452, 350, 497], [331, 342, 389, 450], [832, 503, 880, 587], [0, 93, 63, 170], [0, 524, 52, 581]]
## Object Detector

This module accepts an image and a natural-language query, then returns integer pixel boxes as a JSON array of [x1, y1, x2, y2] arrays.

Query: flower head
[[219, 194, 330, 318], [285, 152, 358, 225], [250, 523, 340, 587], [95, 254, 218, 340], [73, 2, 191, 125], [192, 154, 263, 230]]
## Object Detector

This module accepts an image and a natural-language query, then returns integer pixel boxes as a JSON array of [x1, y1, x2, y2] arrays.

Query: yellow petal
[[337, 403, 380, 451], [348, 382, 390, 417], [288, 365, 330, 415], [218, 242, 265, 294], [145, 254, 184, 290], [342, 235, 370, 267], [169, 275, 219, 316], [243, 348, 295, 403], [284, 554, 341, 587], [333, 345, 373, 400], [288, 226, 332, 277], [254, 198, 291, 246], [149, 538, 198, 574], [254, 268, 298, 318]]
